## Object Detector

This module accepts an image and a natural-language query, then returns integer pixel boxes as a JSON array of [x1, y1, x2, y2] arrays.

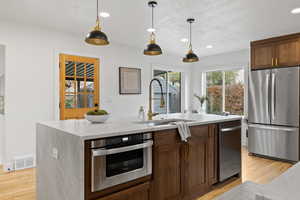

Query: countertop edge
[[80, 116, 242, 141], [37, 115, 243, 141]]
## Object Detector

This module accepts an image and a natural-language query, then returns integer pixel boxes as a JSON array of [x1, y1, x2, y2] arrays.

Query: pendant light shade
[[183, 49, 199, 62], [144, 1, 162, 56], [144, 33, 162, 55], [85, 0, 109, 46], [183, 18, 199, 63]]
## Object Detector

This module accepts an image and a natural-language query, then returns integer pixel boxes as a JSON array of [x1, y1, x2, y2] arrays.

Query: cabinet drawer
[[154, 129, 181, 146], [190, 125, 209, 138], [96, 182, 150, 200]]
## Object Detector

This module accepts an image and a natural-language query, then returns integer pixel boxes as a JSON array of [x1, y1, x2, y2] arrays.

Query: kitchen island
[[36, 113, 242, 200]]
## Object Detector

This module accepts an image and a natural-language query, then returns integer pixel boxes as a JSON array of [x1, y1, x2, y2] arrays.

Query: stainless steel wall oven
[[91, 133, 153, 192]]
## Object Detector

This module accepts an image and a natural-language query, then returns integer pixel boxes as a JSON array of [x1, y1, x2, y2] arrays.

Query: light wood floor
[[199, 148, 292, 200], [0, 148, 293, 200]]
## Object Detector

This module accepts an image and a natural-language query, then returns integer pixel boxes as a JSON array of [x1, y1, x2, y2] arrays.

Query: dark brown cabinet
[[275, 38, 300, 67], [208, 124, 218, 185], [251, 43, 274, 70], [183, 125, 211, 199], [96, 182, 150, 200], [152, 125, 217, 200], [151, 129, 183, 200], [251, 33, 300, 70]]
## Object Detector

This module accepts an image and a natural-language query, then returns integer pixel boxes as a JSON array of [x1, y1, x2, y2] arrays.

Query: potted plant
[[194, 94, 208, 114], [85, 109, 110, 123]]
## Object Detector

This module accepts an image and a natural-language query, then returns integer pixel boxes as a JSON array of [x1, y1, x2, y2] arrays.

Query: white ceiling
[[1, 0, 300, 57]]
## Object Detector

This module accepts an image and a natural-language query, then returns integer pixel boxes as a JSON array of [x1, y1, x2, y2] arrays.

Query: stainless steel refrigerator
[[248, 66, 299, 162]]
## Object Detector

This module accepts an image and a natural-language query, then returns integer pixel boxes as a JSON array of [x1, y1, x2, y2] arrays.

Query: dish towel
[[174, 121, 191, 142]]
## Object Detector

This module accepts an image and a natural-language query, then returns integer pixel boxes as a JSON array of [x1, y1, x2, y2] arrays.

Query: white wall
[[0, 115, 4, 165], [0, 21, 192, 169], [190, 49, 250, 146], [0, 45, 4, 97], [0, 45, 5, 165]]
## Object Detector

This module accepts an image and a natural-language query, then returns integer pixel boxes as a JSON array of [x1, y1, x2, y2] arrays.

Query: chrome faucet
[[148, 78, 165, 120]]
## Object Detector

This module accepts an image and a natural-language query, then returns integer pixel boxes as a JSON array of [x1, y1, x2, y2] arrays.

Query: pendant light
[[144, 1, 163, 56], [183, 18, 199, 63], [85, 0, 109, 46]]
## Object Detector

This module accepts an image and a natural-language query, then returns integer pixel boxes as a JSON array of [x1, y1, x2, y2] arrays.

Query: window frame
[[152, 66, 184, 114], [202, 67, 245, 115]]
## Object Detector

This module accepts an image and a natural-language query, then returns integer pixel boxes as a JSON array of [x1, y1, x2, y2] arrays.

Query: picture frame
[[119, 67, 142, 95]]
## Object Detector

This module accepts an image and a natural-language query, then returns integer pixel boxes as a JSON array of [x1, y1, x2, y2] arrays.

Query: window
[[204, 69, 244, 115], [153, 70, 182, 114]]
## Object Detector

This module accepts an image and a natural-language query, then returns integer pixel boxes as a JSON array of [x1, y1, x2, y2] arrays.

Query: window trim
[[202, 68, 245, 115], [152, 66, 184, 114]]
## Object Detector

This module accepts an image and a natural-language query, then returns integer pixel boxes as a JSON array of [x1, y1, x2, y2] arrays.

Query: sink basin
[[135, 119, 194, 126]]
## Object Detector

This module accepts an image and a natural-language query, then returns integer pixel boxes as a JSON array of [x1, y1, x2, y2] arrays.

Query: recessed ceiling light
[[181, 38, 189, 42], [147, 28, 156, 32], [100, 12, 110, 18], [291, 8, 300, 14], [206, 45, 213, 49]]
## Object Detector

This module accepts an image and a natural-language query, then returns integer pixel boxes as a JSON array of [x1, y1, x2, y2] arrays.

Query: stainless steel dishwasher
[[219, 121, 242, 182]]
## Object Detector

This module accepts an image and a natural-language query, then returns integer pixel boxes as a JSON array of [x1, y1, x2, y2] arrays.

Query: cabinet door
[[251, 44, 274, 70], [97, 182, 150, 200], [183, 125, 211, 199], [275, 39, 300, 67], [152, 130, 182, 200], [208, 124, 218, 185]]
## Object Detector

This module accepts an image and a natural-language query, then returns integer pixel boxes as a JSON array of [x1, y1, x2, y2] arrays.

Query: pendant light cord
[[150, 3, 155, 41], [97, 0, 99, 21], [189, 22, 192, 49], [152, 6, 154, 29]]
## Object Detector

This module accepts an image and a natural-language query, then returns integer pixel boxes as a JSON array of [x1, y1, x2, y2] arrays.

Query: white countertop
[[38, 113, 242, 140]]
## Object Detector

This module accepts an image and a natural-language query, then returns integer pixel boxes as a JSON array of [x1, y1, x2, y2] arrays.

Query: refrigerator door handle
[[248, 124, 298, 132], [271, 72, 276, 120], [266, 73, 270, 118]]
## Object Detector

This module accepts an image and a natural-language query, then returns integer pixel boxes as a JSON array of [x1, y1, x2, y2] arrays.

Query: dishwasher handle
[[220, 126, 241, 132], [92, 140, 153, 157]]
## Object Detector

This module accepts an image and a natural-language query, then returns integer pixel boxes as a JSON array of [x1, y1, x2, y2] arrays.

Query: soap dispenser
[[138, 106, 145, 121]]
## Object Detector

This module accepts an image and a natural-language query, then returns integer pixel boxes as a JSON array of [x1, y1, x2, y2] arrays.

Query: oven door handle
[[92, 140, 153, 157]]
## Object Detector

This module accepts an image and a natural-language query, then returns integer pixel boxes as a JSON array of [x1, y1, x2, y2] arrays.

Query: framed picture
[[119, 67, 142, 95]]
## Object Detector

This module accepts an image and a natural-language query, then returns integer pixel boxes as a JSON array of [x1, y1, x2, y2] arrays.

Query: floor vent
[[13, 155, 34, 170]]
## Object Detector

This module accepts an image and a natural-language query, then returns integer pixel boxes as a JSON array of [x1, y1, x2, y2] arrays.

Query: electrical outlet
[[51, 148, 58, 160]]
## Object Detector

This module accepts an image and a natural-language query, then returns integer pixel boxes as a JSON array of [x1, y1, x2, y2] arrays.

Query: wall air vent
[[13, 155, 34, 171]]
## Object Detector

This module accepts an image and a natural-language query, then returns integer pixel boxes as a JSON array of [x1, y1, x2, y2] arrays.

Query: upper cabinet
[[251, 33, 300, 70], [251, 43, 274, 70], [275, 38, 300, 67]]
